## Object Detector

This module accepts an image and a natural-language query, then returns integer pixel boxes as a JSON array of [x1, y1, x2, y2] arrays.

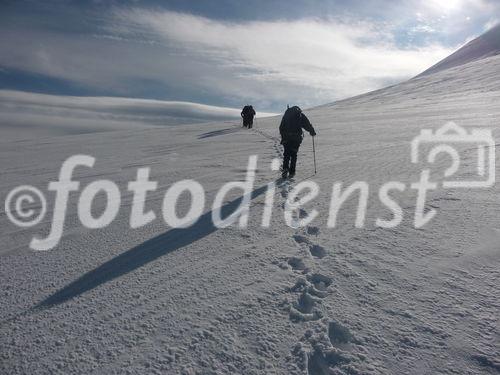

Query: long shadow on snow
[[38, 183, 272, 308], [198, 127, 241, 139]]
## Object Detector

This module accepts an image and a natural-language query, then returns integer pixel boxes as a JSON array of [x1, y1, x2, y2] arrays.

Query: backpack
[[242, 105, 253, 116], [282, 106, 302, 130], [280, 106, 304, 143]]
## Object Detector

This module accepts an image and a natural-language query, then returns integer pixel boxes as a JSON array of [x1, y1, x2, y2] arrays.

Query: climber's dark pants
[[243, 117, 254, 128], [282, 139, 301, 175]]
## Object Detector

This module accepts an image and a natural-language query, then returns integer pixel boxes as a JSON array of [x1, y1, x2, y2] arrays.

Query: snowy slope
[[419, 23, 500, 77], [1, 54, 500, 374], [0, 90, 277, 140]]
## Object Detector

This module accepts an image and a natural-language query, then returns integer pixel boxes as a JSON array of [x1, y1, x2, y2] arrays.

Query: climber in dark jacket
[[241, 105, 256, 128], [279, 106, 316, 178]]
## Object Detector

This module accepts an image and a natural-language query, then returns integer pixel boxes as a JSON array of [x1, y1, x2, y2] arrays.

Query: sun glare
[[427, 0, 463, 12]]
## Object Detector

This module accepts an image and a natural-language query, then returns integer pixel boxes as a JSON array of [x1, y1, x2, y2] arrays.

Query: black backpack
[[282, 106, 302, 131], [242, 105, 252, 116]]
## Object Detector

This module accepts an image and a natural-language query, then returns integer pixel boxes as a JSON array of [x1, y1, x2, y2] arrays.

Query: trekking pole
[[312, 136, 317, 174]]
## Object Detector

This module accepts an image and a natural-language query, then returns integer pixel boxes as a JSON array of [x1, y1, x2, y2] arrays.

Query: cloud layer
[[2, 1, 499, 115], [0, 6, 458, 112], [0, 90, 276, 137], [117, 8, 453, 91]]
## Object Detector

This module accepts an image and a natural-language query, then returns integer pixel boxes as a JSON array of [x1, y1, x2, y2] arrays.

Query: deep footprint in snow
[[328, 320, 354, 347], [307, 349, 351, 375], [309, 244, 327, 259], [289, 292, 322, 322], [289, 277, 308, 293], [471, 354, 500, 371], [304, 322, 357, 374], [287, 257, 309, 273], [306, 226, 320, 236], [308, 273, 332, 291], [293, 234, 311, 245], [295, 292, 316, 314], [289, 274, 332, 298], [305, 273, 332, 298]]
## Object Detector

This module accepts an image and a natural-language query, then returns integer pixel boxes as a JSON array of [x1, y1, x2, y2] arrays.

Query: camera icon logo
[[411, 122, 496, 188]]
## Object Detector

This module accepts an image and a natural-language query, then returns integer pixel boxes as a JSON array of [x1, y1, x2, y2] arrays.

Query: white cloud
[[0, 8, 456, 111], [0, 90, 277, 137], [422, 0, 490, 14], [408, 0, 498, 44], [114, 9, 453, 101]]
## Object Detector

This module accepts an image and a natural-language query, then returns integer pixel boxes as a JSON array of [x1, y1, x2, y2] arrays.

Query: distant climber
[[241, 105, 256, 129], [279, 105, 316, 179]]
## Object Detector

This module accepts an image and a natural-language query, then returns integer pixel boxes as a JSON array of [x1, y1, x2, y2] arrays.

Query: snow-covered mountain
[[419, 23, 500, 76], [1, 29, 500, 375]]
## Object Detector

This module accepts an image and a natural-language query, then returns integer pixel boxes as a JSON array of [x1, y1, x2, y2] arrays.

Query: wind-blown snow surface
[[1, 57, 500, 374]]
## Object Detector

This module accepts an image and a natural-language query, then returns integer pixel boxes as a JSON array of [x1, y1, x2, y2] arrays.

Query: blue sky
[[0, 0, 498, 114]]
